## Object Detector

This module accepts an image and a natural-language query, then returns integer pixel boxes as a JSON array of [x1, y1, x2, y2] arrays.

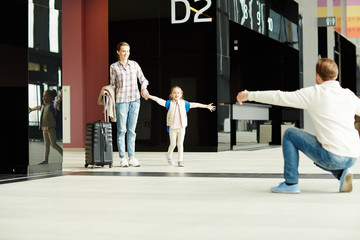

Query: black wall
[[0, 0, 62, 176], [108, 0, 300, 148], [335, 31, 357, 93], [318, 30, 358, 95], [0, 0, 29, 174], [230, 21, 301, 144], [318, 27, 328, 58], [109, 0, 218, 152]]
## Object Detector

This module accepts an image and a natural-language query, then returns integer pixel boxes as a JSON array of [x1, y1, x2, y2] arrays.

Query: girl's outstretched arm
[[28, 105, 41, 114], [190, 102, 216, 112], [149, 95, 166, 107]]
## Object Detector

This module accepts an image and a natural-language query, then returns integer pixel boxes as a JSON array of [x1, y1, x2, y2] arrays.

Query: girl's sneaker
[[38, 160, 48, 165], [178, 161, 184, 167], [165, 154, 174, 166]]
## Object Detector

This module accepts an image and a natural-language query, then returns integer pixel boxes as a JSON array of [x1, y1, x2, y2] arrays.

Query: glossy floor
[[0, 147, 359, 240]]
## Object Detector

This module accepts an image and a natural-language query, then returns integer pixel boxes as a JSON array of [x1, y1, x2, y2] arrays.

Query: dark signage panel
[[318, 16, 336, 27], [228, 0, 299, 49]]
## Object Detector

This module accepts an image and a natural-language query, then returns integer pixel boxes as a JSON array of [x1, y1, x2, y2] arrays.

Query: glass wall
[[28, 0, 62, 173]]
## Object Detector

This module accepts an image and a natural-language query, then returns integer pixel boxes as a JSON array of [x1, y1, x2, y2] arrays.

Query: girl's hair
[[44, 89, 57, 101], [316, 58, 338, 81], [169, 86, 183, 99], [116, 42, 130, 60]]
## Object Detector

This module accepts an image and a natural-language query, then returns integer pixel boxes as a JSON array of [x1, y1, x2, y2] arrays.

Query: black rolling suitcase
[[85, 96, 113, 168]]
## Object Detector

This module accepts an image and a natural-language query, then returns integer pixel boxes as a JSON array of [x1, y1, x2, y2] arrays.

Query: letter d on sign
[[171, 0, 190, 24]]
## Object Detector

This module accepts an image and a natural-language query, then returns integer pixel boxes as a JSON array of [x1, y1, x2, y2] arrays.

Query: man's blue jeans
[[115, 100, 140, 158], [282, 127, 357, 184]]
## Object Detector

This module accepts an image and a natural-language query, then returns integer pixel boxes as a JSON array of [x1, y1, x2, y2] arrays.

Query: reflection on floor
[[29, 140, 63, 165]]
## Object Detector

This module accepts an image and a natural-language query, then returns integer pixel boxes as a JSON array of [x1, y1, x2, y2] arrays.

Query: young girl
[[148, 86, 215, 167], [29, 89, 63, 165]]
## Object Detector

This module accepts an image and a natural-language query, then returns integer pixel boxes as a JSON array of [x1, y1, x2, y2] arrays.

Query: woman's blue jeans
[[282, 127, 357, 184], [115, 100, 140, 158]]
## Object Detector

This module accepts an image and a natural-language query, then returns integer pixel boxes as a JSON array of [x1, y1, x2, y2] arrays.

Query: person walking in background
[[148, 86, 216, 167], [103, 42, 149, 167], [29, 89, 63, 165], [236, 58, 360, 193]]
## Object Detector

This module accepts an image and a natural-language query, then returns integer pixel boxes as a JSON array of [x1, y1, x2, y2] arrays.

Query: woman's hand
[[141, 89, 149, 100]]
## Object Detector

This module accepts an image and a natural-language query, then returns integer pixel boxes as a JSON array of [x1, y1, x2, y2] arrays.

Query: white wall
[[295, 0, 318, 134], [326, 0, 335, 60]]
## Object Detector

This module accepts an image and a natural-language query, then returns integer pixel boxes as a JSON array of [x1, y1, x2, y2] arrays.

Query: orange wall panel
[[84, 0, 109, 124], [62, 0, 109, 148]]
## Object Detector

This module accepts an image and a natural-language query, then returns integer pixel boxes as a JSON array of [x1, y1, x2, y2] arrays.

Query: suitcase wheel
[[109, 164, 113, 168]]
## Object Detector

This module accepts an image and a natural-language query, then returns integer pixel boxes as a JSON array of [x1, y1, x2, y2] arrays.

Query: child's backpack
[[50, 102, 62, 139], [165, 100, 189, 132]]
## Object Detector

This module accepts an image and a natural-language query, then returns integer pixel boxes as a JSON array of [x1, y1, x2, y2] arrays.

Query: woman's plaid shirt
[[110, 60, 149, 103]]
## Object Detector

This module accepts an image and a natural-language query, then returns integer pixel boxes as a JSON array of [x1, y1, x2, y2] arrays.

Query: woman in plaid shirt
[[108, 42, 149, 167]]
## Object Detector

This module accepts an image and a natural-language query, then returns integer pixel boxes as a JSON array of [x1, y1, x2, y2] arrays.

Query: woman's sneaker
[[129, 157, 141, 167], [178, 161, 184, 167], [120, 157, 129, 167]]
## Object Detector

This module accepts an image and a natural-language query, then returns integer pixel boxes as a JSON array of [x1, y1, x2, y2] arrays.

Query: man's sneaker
[[271, 182, 300, 194], [178, 161, 184, 167], [120, 157, 129, 167], [339, 169, 353, 193], [165, 154, 174, 166], [129, 157, 141, 167]]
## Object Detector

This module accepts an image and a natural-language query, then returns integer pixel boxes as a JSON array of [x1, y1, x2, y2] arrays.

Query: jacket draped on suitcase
[[85, 95, 114, 168]]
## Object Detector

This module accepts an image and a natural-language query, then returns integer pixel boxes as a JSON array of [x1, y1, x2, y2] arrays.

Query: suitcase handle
[[103, 95, 109, 122], [100, 123, 109, 153]]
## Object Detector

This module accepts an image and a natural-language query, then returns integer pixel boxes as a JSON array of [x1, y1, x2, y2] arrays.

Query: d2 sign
[[171, 0, 212, 24]]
